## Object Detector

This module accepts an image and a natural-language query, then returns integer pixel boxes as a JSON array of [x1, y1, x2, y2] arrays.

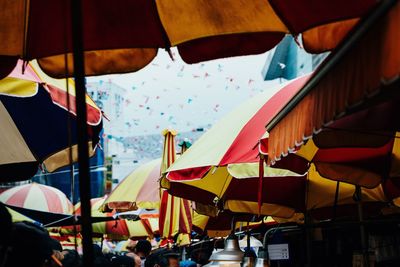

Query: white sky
[[88, 48, 280, 137]]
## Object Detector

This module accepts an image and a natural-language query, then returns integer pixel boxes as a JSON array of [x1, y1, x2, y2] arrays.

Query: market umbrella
[[101, 158, 161, 212], [0, 183, 73, 214], [0, 0, 381, 78], [162, 75, 310, 217], [73, 197, 158, 240], [0, 1, 388, 264], [159, 129, 193, 247], [0, 60, 103, 182], [163, 76, 392, 219]]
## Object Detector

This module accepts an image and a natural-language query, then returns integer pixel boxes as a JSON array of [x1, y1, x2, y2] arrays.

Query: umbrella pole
[[71, 1, 94, 267], [333, 181, 340, 221], [355, 186, 369, 267]]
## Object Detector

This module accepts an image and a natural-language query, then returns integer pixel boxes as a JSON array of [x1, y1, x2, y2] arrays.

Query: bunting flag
[[159, 129, 192, 246]]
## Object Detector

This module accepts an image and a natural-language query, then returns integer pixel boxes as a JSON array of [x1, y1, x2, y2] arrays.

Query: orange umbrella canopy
[[0, 183, 72, 214], [261, 1, 400, 189], [264, 1, 399, 165], [0, 0, 381, 77]]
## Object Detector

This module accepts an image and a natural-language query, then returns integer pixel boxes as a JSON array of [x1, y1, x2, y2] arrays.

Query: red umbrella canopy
[[0, 0, 381, 77], [0, 183, 72, 214], [166, 75, 310, 183]]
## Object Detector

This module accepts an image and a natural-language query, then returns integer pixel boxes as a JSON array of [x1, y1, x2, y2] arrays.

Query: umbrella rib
[[218, 173, 231, 200], [43, 215, 75, 227]]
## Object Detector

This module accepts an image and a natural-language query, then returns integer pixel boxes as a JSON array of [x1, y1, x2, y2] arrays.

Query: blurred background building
[[262, 35, 328, 81]]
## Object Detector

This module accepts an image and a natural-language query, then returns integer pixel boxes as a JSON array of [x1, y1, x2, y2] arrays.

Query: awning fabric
[[265, 1, 400, 163]]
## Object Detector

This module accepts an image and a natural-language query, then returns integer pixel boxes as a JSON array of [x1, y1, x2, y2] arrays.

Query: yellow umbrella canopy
[[6, 206, 34, 223], [102, 158, 161, 212], [72, 197, 158, 240]]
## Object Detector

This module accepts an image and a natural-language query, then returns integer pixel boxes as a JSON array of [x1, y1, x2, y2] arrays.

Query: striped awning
[[264, 1, 400, 164]]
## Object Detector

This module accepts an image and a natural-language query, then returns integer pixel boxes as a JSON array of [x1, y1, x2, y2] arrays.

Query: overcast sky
[[88, 48, 281, 137]]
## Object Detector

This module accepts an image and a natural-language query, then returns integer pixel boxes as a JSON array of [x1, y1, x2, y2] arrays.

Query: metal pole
[[354, 185, 369, 267], [333, 181, 340, 221], [358, 201, 369, 267], [71, 1, 94, 266], [305, 214, 312, 267]]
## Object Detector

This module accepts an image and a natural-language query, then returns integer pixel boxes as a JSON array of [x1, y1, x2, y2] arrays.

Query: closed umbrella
[[159, 129, 193, 247]]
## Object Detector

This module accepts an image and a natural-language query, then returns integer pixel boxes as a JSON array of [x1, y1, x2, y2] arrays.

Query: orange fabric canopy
[[265, 1, 400, 163], [0, 0, 380, 77]]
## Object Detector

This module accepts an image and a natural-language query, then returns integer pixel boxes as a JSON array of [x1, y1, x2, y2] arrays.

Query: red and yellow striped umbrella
[[74, 197, 158, 240], [162, 75, 392, 219], [102, 158, 161, 211], [0, 182, 72, 214], [162, 76, 310, 218], [159, 129, 193, 246]]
